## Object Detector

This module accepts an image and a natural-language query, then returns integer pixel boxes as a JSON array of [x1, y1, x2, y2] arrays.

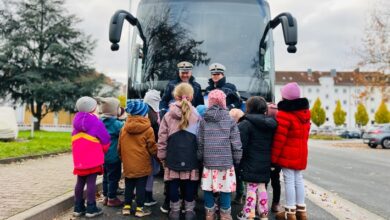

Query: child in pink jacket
[[71, 96, 110, 218]]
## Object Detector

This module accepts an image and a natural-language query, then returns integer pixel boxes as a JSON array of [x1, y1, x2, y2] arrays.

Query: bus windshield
[[129, 0, 274, 101]]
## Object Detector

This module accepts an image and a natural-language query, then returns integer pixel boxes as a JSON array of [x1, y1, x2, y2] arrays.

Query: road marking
[[305, 179, 385, 220]]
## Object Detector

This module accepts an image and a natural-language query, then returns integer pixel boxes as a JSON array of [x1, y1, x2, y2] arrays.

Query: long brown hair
[[173, 83, 194, 129]]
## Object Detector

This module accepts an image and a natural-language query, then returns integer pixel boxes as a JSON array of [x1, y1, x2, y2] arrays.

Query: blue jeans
[[282, 168, 305, 207], [204, 190, 231, 210], [102, 161, 122, 199]]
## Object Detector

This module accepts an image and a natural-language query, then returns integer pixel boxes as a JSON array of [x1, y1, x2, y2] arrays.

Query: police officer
[[205, 63, 242, 110], [159, 61, 204, 117]]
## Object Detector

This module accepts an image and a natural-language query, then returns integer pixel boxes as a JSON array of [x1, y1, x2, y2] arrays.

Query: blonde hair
[[229, 108, 244, 123], [173, 83, 194, 129]]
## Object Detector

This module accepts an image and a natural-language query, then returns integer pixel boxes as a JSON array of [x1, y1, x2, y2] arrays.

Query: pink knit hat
[[280, 82, 301, 100], [208, 89, 227, 109]]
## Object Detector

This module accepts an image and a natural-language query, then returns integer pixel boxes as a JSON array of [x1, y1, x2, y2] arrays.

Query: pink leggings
[[242, 182, 268, 218]]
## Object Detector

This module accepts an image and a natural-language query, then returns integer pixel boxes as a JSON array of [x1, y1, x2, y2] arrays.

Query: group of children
[[71, 81, 310, 220]]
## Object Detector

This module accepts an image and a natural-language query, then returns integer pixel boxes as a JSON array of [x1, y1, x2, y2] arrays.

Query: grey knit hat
[[97, 97, 120, 117], [143, 89, 161, 112], [76, 96, 97, 113]]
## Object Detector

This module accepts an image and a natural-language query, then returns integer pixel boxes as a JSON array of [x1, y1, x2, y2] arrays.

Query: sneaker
[[85, 206, 103, 218], [144, 199, 158, 207], [122, 205, 131, 216], [160, 200, 170, 214], [73, 201, 86, 217], [144, 191, 158, 206], [107, 198, 123, 207], [135, 207, 151, 217]]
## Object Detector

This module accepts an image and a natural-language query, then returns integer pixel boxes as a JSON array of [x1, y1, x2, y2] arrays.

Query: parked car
[[339, 130, 361, 139], [362, 123, 390, 149]]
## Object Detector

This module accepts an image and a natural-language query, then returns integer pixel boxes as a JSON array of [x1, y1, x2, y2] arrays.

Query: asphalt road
[[305, 140, 390, 219]]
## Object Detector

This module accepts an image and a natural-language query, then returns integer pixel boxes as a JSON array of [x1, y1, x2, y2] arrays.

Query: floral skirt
[[201, 166, 236, 193]]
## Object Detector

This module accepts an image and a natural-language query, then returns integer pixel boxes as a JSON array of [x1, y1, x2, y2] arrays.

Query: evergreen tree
[[0, 0, 101, 130], [375, 100, 390, 124], [333, 100, 346, 126], [355, 103, 369, 127], [311, 98, 326, 127]]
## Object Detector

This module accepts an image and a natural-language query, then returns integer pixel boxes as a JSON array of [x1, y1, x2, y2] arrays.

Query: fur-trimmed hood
[[277, 98, 310, 124]]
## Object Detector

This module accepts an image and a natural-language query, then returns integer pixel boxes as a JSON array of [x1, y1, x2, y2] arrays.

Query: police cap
[[177, 61, 193, 72], [209, 63, 226, 74]]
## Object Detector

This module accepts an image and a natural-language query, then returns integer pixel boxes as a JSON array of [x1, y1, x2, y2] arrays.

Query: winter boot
[[220, 207, 233, 220], [73, 200, 86, 217], [184, 200, 196, 220], [296, 204, 308, 220], [275, 206, 297, 220], [168, 201, 181, 220], [85, 202, 103, 218], [205, 205, 216, 220]]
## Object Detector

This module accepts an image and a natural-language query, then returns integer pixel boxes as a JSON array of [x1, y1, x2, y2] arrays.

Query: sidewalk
[[55, 178, 337, 220], [0, 153, 83, 220]]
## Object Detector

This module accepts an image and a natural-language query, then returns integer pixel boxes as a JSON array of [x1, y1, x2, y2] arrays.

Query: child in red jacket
[[271, 82, 311, 220]]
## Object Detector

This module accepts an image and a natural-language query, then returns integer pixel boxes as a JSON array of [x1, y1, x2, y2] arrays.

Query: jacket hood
[[169, 101, 198, 120], [204, 105, 230, 122], [278, 98, 311, 123], [208, 76, 226, 88], [124, 115, 151, 134], [73, 112, 99, 132]]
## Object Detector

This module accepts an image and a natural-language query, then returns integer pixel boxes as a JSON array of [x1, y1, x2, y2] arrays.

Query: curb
[[7, 180, 103, 220], [0, 151, 70, 164]]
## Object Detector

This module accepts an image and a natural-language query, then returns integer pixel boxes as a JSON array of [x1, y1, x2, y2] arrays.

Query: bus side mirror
[[280, 16, 297, 53], [109, 10, 145, 51]]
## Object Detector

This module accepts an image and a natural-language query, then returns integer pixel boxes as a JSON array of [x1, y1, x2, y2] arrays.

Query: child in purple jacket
[[72, 96, 110, 218]]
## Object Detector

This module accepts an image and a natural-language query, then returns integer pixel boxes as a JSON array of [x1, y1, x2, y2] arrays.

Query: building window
[[370, 97, 374, 102], [335, 88, 338, 93], [371, 109, 375, 113], [325, 94, 329, 99], [316, 88, 320, 93], [343, 100, 347, 105], [343, 89, 347, 93], [308, 88, 312, 93], [325, 106, 329, 110]]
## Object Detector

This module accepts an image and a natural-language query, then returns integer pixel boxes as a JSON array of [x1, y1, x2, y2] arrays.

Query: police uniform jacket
[[206, 77, 242, 109], [159, 76, 204, 116]]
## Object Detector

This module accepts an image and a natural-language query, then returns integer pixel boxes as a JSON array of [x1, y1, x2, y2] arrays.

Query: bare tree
[[357, 1, 390, 73], [354, 1, 390, 103]]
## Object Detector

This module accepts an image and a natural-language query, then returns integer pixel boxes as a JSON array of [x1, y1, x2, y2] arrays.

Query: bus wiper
[[259, 12, 298, 62], [109, 10, 146, 51]]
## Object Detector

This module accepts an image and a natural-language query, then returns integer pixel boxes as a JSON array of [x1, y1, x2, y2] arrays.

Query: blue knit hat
[[125, 99, 149, 116], [196, 105, 207, 117]]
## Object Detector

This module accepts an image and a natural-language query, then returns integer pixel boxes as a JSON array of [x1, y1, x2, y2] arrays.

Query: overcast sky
[[64, 0, 381, 82]]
